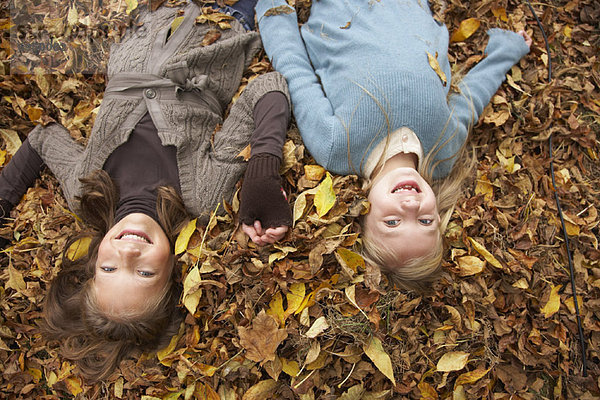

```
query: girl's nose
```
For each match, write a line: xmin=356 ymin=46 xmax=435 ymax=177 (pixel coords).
xmin=117 ymin=245 xmax=142 ymax=258
xmin=400 ymin=198 xmax=419 ymax=210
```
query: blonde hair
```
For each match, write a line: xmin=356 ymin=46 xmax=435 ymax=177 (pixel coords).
xmin=360 ymin=82 xmax=477 ymax=292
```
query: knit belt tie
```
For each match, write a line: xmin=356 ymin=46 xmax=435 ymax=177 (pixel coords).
xmin=104 ymin=72 xmax=222 ymax=116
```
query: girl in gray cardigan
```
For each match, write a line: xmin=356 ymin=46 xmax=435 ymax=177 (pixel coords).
xmin=0 ymin=0 xmax=291 ymax=381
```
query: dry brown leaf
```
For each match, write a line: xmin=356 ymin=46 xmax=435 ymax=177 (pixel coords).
xmin=238 ymin=310 xmax=288 ymax=363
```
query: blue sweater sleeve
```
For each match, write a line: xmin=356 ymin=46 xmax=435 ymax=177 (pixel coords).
xmin=449 ymin=28 xmax=530 ymax=137
xmin=256 ymin=0 xmax=339 ymax=168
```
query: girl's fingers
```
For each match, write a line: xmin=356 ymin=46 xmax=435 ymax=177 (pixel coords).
xmin=253 ymin=220 xmax=264 ymax=235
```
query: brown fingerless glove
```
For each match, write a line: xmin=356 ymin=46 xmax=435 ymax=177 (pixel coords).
xmin=239 ymin=154 xmax=292 ymax=228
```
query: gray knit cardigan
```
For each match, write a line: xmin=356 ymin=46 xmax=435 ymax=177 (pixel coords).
xmin=27 ymin=2 xmax=290 ymax=219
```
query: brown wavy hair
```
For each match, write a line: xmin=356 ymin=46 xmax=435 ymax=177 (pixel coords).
xmin=42 ymin=170 xmax=189 ymax=381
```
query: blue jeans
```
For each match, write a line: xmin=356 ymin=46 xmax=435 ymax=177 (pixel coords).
xmin=214 ymin=0 xmax=259 ymax=31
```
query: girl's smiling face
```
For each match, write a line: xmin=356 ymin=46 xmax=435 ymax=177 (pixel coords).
xmin=364 ymin=167 xmax=440 ymax=266
xmin=93 ymin=213 xmax=173 ymax=315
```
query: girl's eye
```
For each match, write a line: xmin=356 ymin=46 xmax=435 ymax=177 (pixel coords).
xmin=101 ymin=266 xmax=116 ymax=272
xmin=138 ymin=271 xmax=155 ymax=277
xmin=419 ymin=219 xmax=434 ymax=226
xmin=384 ymin=220 xmax=400 ymax=227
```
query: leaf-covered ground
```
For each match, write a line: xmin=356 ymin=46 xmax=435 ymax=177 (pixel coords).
xmin=1 ymin=0 xmax=599 ymax=398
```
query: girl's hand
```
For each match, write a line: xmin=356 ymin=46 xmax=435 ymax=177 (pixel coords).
xmin=242 ymin=221 xmax=288 ymax=246
xmin=517 ymin=30 xmax=532 ymax=48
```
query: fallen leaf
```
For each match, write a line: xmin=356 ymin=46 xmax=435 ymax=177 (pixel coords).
xmin=125 ymin=0 xmax=138 ymax=14
xmin=427 ymin=52 xmax=447 ymax=86
xmin=455 ymin=367 xmax=490 ymax=385
xmin=242 ymin=379 xmax=277 ymax=400
xmin=336 ymin=248 xmax=365 ymax=273
xmin=363 ymin=336 xmax=396 ymax=385
xmin=304 ymin=316 xmax=329 ymax=338
xmin=456 ymin=255 xmax=485 ymax=276
xmin=238 ymin=311 xmax=288 ymax=363
xmin=418 ymin=381 xmax=438 ymax=399
xmin=284 ymin=282 xmax=305 ymax=318
xmin=7 ymin=264 xmax=26 ymax=292
xmin=182 ymin=265 xmax=202 ymax=315
xmin=437 ymin=351 xmax=469 ymax=372
xmin=468 ymin=237 xmax=503 ymax=269
xmin=237 ymin=144 xmax=251 ymax=161
xmin=175 ymin=218 xmax=197 ymax=255
xmin=304 ymin=164 xmax=326 ymax=181
xmin=65 ymin=237 xmax=91 ymax=261
xmin=541 ymin=284 xmax=561 ymax=318
xmin=450 ymin=18 xmax=480 ymax=42
xmin=0 ymin=129 xmax=22 ymax=155
xmin=263 ymin=5 xmax=294 ymax=17
xmin=314 ymin=172 xmax=336 ymax=217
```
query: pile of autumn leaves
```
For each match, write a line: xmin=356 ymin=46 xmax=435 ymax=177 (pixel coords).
xmin=1 ymin=0 xmax=599 ymax=398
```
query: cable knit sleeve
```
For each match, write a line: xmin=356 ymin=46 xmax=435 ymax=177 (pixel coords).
xmin=26 ymin=123 xmax=85 ymax=209
xmin=189 ymin=72 xmax=290 ymax=222
xmin=212 ymin=72 xmax=291 ymax=160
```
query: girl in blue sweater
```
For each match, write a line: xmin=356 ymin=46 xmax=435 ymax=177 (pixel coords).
xmin=255 ymin=0 xmax=531 ymax=290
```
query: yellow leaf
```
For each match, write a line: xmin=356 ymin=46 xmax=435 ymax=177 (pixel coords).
xmin=125 ymin=0 xmax=138 ymax=14
xmin=114 ymin=376 xmax=124 ymax=398
xmin=563 ymin=219 xmax=580 ymax=236
xmin=0 ymin=149 xmax=5 ymax=167
xmin=66 ymin=237 xmax=91 ymax=261
xmin=455 ymin=367 xmax=490 ymax=385
xmin=170 ymin=15 xmax=185 ymax=38
xmin=267 ymin=292 xmax=285 ymax=327
xmin=65 ymin=376 xmax=83 ymax=397
xmin=564 ymin=295 xmax=583 ymax=315
xmin=436 ymin=351 xmax=469 ymax=372
xmin=418 ymin=381 xmax=438 ymax=400
xmin=335 ymin=248 xmax=365 ymax=273
xmin=450 ymin=18 xmax=481 ymax=42
xmin=27 ymin=367 xmax=42 ymax=382
xmin=182 ymin=265 xmax=202 ymax=315
xmin=512 ymin=278 xmax=529 ymax=289
xmin=237 ymin=144 xmax=251 ymax=161
xmin=243 ymin=379 xmax=278 ymax=400
xmin=175 ymin=218 xmax=197 ymax=255
xmin=541 ymin=284 xmax=561 ymax=318
xmin=196 ymin=363 xmax=218 ymax=377
xmin=314 ymin=172 xmax=336 ymax=217
xmin=564 ymin=25 xmax=572 ymax=38
xmin=475 ymin=174 xmax=494 ymax=201
xmin=304 ymin=165 xmax=326 ymax=181
xmin=284 ymin=282 xmax=305 ymax=318
xmin=281 ymin=358 xmax=300 ymax=377
xmin=0 ymin=129 xmax=22 ymax=156
xmin=363 ymin=336 xmax=395 ymax=385
xmin=157 ymin=332 xmax=179 ymax=364
xmin=67 ymin=5 xmax=79 ymax=26
xmin=293 ymin=191 xmax=308 ymax=225
xmin=426 ymin=52 xmax=447 ymax=86
xmin=7 ymin=264 xmax=26 ymax=292
xmin=27 ymin=106 xmax=43 ymax=122
xmin=492 ymin=7 xmax=508 ymax=22
xmin=456 ymin=255 xmax=485 ymax=276
xmin=304 ymin=316 xmax=329 ymax=338
xmin=468 ymin=237 xmax=503 ymax=270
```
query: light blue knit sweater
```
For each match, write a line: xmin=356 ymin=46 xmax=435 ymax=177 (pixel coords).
xmin=256 ymin=0 xmax=530 ymax=178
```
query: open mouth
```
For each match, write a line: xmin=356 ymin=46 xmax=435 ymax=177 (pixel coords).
xmin=392 ymin=180 xmax=421 ymax=194
xmin=116 ymin=230 xmax=153 ymax=244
